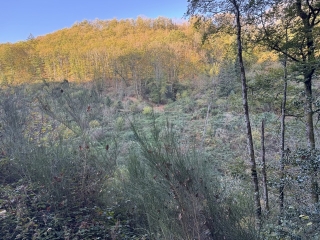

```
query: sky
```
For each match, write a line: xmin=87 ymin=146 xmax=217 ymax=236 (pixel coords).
xmin=1 ymin=0 xmax=189 ymax=44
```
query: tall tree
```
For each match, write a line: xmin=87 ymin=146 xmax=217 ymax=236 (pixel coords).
xmin=256 ymin=0 xmax=320 ymax=203
xmin=279 ymin=19 xmax=290 ymax=224
xmin=187 ymin=0 xmax=262 ymax=222
xmin=279 ymin=43 xmax=288 ymax=225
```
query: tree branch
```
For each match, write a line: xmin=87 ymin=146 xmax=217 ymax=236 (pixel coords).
xmin=285 ymin=114 xmax=304 ymax=118
xmin=296 ymin=0 xmax=308 ymax=20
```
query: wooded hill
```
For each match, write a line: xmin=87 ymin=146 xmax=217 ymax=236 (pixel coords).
xmin=0 ymin=17 xmax=275 ymax=90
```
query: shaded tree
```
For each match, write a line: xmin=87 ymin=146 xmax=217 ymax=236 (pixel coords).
xmin=256 ymin=0 xmax=320 ymax=203
xmin=187 ymin=0 xmax=262 ymax=223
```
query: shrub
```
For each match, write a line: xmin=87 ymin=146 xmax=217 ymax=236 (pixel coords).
xmin=142 ymin=106 xmax=153 ymax=115
xmin=122 ymin=119 xmax=258 ymax=239
xmin=0 ymin=84 xmax=145 ymax=239
xmin=115 ymin=116 xmax=124 ymax=131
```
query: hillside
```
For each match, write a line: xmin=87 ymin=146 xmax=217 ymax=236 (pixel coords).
xmin=0 ymin=17 xmax=274 ymax=86
xmin=0 ymin=14 xmax=320 ymax=239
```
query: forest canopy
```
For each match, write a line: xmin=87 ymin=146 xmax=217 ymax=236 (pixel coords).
xmin=0 ymin=17 xmax=275 ymax=87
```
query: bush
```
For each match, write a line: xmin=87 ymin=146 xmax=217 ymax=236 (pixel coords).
xmin=115 ymin=116 xmax=124 ymax=131
xmin=0 ymin=180 xmax=128 ymax=240
xmin=142 ymin=106 xmax=153 ymax=115
xmin=122 ymin=119 xmax=258 ymax=239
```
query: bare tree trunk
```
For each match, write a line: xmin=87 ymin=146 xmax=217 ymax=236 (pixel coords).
xmin=279 ymin=52 xmax=288 ymax=224
xmin=234 ymin=4 xmax=261 ymax=222
xmin=305 ymin=78 xmax=318 ymax=203
xmin=261 ymin=119 xmax=269 ymax=212
xmin=304 ymin=79 xmax=316 ymax=150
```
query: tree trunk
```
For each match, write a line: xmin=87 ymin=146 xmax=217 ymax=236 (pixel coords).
xmin=279 ymin=52 xmax=288 ymax=224
xmin=235 ymin=4 xmax=262 ymax=222
xmin=296 ymin=0 xmax=318 ymax=203
xmin=261 ymin=119 xmax=269 ymax=212
xmin=304 ymin=78 xmax=318 ymax=203
xmin=304 ymin=79 xmax=315 ymax=150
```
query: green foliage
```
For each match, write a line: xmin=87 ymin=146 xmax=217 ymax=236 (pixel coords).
xmin=143 ymin=78 xmax=176 ymax=104
xmin=0 ymin=84 xmax=135 ymax=239
xmin=142 ymin=106 xmax=153 ymax=115
xmin=261 ymin=205 xmax=320 ymax=240
xmin=216 ymin=60 xmax=240 ymax=98
xmin=228 ymin=157 xmax=248 ymax=179
xmin=115 ymin=116 xmax=125 ymax=131
xmin=0 ymin=157 xmax=20 ymax=184
xmin=123 ymin=119 xmax=258 ymax=239
xmin=0 ymin=180 xmax=134 ymax=240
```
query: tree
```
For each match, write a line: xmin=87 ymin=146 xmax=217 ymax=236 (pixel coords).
xmin=261 ymin=119 xmax=269 ymax=212
xmin=187 ymin=0 xmax=262 ymax=222
xmin=256 ymin=0 xmax=320 ymax=203
xmin=279 ymin=35 xmax=288 ymax=225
